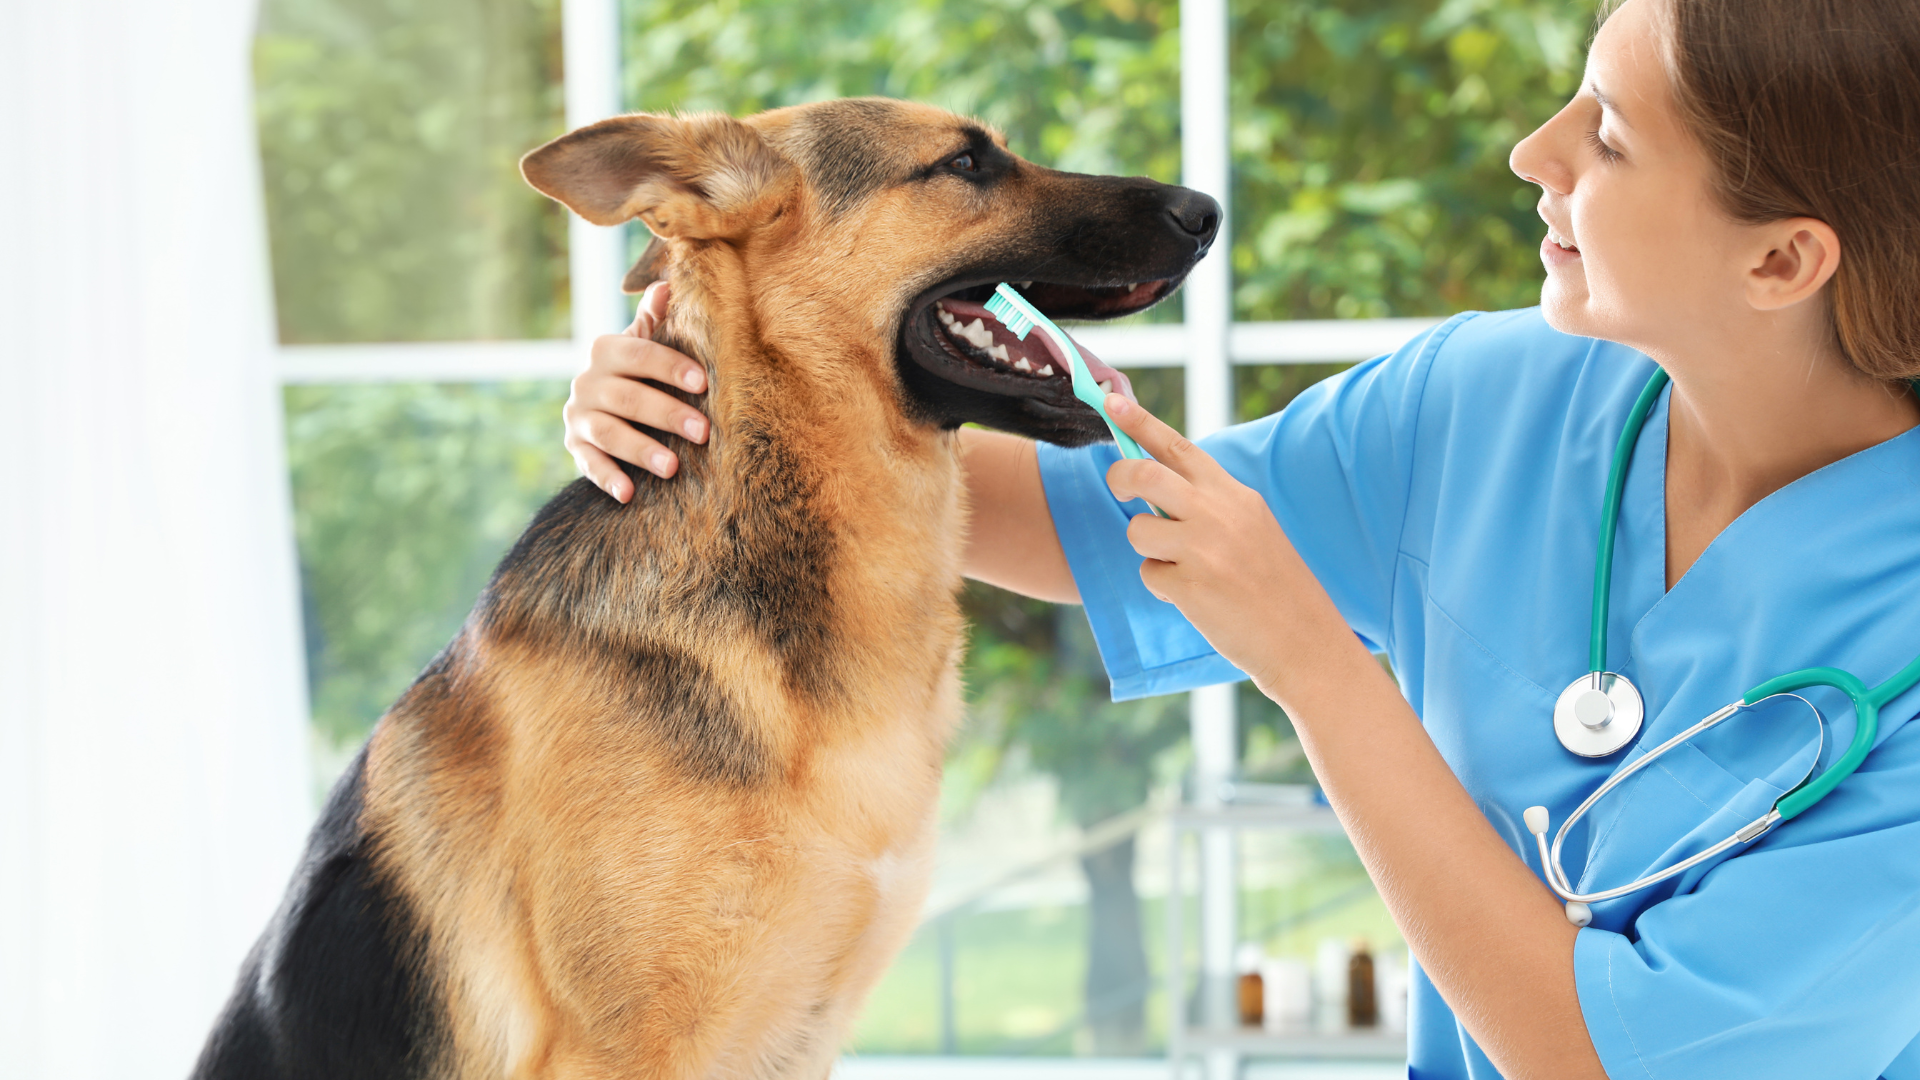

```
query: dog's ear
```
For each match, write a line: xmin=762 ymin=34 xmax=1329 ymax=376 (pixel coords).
xmin=520 ymin=113 xmax=789 ymax=240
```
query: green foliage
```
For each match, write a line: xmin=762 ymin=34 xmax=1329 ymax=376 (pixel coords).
xmin=255 ymin=0 xmax=571 ymax=343
xmin=959 ymin=585 xmax=1190 ymax=827
xmin=624 ymin=0 xmax=1183 ymax=184
xmin=285 ymin=382 xmax=575 ymax=742
xmin=1231 ymin=0 xmax=1592 ymax=319
xmin=622 ymin=0 xmax=1592 ymax=323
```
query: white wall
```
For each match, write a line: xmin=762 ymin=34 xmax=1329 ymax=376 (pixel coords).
xmin=0 ymin=1 xmax=313 ymax=1076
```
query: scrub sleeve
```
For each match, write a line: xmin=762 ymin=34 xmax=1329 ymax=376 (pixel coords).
xmin=1036 ymin=316 xmax=1443 ymax=699
xmin=1035 ymin=309 xmax=1920 ymax=1080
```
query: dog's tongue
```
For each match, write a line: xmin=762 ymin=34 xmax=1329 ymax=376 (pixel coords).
xmin=937 ymin=299 xmax=1137 ymax=402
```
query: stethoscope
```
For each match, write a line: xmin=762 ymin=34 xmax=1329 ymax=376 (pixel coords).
xmin=1524 ymin=368 xmax=1920 ymax=926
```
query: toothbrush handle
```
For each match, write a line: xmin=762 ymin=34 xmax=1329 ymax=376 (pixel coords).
xmin=1108 ymin=424 xmax=1171 ymax=518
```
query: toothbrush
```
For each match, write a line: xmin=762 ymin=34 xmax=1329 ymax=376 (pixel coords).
xmin=985 ymin=283 xmax=1168 ymax=517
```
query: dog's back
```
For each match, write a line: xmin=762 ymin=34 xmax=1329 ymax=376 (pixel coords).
xmin=194 ymin=97 xmax=1216 ymax=1079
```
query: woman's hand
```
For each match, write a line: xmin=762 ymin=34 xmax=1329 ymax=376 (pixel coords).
xmin=1098 ymin=393 xmax=1346 ymax=695
xmin=563 ymin=282 xmax=711 ymax=502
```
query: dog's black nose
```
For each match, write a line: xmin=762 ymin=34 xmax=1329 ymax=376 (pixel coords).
xmin=1167 ymin=190 xmax=1221 ymax=247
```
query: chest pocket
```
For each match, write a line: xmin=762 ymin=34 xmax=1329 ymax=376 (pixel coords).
xmin=1579 ymin=693 xmax=1825 ymax=926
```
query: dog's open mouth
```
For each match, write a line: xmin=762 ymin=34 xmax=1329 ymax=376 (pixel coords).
xmin=905 ymin=277 xmax=1178 ymax=407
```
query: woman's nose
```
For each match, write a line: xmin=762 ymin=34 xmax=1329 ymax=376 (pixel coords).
xmin=1510 ymin=112 xmax=1575 ymax=196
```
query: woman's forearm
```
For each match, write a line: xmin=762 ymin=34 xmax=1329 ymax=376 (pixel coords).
xmin=957 ymin=428 xmax=1080 ymax=603
xmin=1268 ymin=623 xmax=1604 ymax=1080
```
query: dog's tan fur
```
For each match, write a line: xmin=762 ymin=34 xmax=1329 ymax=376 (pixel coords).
xmin=372 ymin=102 xmax=1015 ymax=1078
xmin=195 ymin=96 xmax=1211 ymax=1080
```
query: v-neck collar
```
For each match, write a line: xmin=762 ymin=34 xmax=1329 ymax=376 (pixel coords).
xmin=1624 ymin=382 xmax=1920 ymax=699
xmin=1633 ymin=380 xmax=1920 ymax=625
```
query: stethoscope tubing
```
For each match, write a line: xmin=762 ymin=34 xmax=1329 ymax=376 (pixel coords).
xmin=1531 ymin=698 xmax=1806 ymax=906
xmin=1587 ymin=369 xmax=1670 ymax=676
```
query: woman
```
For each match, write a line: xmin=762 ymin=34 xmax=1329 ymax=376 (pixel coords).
xmin=562 ymin=0 xmax=1920 ymax=1075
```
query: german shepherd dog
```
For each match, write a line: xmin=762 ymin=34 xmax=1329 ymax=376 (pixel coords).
xmin=193 ymin=97 xmax=1217 ymax=1080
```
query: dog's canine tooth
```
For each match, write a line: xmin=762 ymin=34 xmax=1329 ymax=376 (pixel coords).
xmin=1099 ymin=379 xmax=1113 ymax=394
xmin=1014 ymin=358 xmax=1032 ymax=372
xmin=1015 ymin=280 xmax=1033 ymax=288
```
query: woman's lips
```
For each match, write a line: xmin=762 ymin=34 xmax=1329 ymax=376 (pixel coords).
xmin=1541 ymin=233 xmax=1582 ymax=269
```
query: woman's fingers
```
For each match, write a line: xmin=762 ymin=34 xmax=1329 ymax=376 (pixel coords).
xmin=572 ymin=441 xmax=635 ymax=504
xmin=583 ymin=367 xmax=708 ymax=443
xmin=566 ymin=281 xmax=711 ymax=498
xmin=567 ymin=408 xmax=682 ymax=491
xmin=1104 ymin=392 xmax=1226 ymax=484
xmin=590 ymin=333 xmax=707 ymax=394
xmin=633 ymin=280 xmax=670 ymax=333
xmin=1106 ymin=458 xmax=1195 ymax=518
xmin=1094 ymin=393 xmax=1199 ymax=517
xmin=1124 ymin=510 xmax=1184 ymax=564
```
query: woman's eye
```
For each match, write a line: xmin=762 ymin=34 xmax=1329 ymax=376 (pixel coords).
xmin=948 ymin=152 xmax=976 ymax=172
xmin=1585 ymin=128 xmax=1623 ymax=163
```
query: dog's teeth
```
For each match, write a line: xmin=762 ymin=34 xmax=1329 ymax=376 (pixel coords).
xmin=938 ymin=308 xmax=955 ymax=326
xmin=962 ymin=319 xmax=993 ymax=348
xmin=1014 ymin=357 xmax=1032 ymax=372
xmin=1099 ymin=379 xmax=1113 ymax=394
xmin=1015 ymin=280 xmax=1033 ymax=288
xmin=1121 ymin=283 xmax=1137 ymax=292
xmin=988 ymin=344 xmax=1010 ymax=363
xmin=1038 ymin=364 xmax=1053 ymax=377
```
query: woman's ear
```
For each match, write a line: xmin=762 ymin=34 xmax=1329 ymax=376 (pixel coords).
xmin=520 ymin=112 xmax=792 ymax=240
xmin=1746 ymin=217 xmax=1841 ymax=312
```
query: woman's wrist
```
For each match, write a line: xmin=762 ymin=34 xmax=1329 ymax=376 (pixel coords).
xmin=1244 ymin=598 xmax=1381 ymax=727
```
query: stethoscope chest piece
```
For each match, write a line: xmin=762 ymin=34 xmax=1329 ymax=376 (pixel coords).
xmin=1554 ymin=672 xmax=1644 ymax=757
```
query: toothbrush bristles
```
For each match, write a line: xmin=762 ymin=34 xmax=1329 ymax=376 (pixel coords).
xmin=985 ymin=287 xmax=1035 ymax=339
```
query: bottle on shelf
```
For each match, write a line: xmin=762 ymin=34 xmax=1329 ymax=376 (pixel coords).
xmin=1377 ymin=949 xmax=1410 ymax=1033
xmin=1313 ymin=938 xmax=1350 ymax=1032
xmin=1347 ymin=938 xmax=1378 ymax=1028
xmin=1235 ymin=942 xmax=1265 ymax=1027
xmin=1260 ymin=956 xmax=1312 ymax=1031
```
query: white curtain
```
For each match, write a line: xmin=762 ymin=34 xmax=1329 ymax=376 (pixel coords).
xmin=0 ymin=1 xmax=314 ymax=1077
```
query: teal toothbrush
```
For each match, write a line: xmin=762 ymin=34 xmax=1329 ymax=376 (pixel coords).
xmin=984 ymin=283 xmax=1168 ymax=517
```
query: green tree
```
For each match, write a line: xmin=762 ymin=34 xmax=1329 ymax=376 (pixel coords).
xmin=284 ymin=381 xmax=575 ymax=747
xmin=625 ymin=0 xmax=1184 ymax=187
xmin=255 ymin=0 xmax=570 ymax=343
xmin=1229 ymin=0 xmax=1591 ymax=320
xmin=959 ymin=586 xmax=1189 ymax=1052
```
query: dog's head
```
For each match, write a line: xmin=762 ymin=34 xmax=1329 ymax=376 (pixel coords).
xmin=522 ymin=98 xmax=1218 ymax=446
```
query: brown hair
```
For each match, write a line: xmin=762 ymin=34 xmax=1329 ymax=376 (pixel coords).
xmin=1613 ymin=0 xmax=1920 ymax=380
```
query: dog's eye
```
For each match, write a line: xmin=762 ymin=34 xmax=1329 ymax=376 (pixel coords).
xmin=947 ymin=152 xmax=977 ymax=172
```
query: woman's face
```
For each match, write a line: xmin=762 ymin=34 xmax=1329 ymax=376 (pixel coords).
xmin=1509 ymin=0 xmax=1748 ymax=354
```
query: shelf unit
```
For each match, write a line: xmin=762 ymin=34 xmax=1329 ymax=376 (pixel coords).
xmin=1164 ymin=801 xmax=1407 ymax=1075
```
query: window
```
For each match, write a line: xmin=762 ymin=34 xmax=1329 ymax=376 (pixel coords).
xmin=258 ymin=0 xmax=1588 ymax=1066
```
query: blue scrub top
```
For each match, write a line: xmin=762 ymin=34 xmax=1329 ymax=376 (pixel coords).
xmin=1036 ymin=308 xmax=1920 ymax=1080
